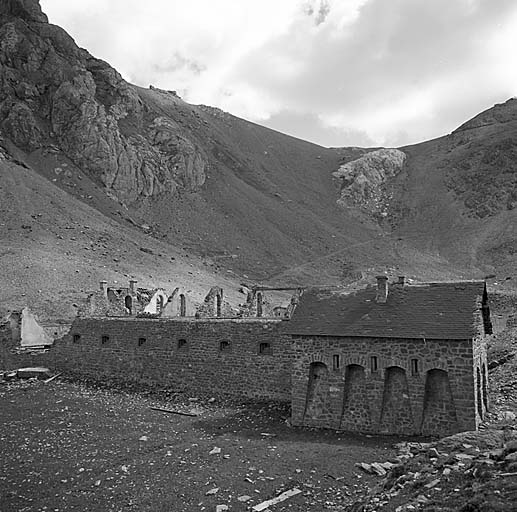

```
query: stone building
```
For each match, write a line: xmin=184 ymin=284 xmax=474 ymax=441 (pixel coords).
xmin=239 ymin=287 xmax=303 ymax=318
xmin=285 ymin=277 xmax=492 ymax=435
xmin=83 ymin=280 xmax=168 ymax=317
xmin=0 ymin=277 xmax=492 ymax=437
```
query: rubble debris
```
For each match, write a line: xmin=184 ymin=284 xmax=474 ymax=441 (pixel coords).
xmin=44 ymin=372 xmax=62 ymax=384
xmin=209 ymin=447 xmax=221 ymax=455
xmin=349 ymin=430 xmax=517 ymax=511
xmin=251 ymin=488 xmax=302 ymax=511
xmin=16 ymin=367 xmax=51 ymax=379
xmin=150 ymin=406 xmax=198 ymax=417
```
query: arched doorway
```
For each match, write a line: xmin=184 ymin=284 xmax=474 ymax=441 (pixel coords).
xmin=216 ymin=294 xmax=222 ymax=317
xmin=180 ymin=294 xmax=186 ymax=316
xmin=124 ymin=295 xmax=132 ymax=315
xmin=421 ymin=369 xmax=458 ymax=435
xmin=379 ymin=366 xmax=414 ymax=434
xmin=340 ymin=364 xmax=372 ymax=431
xmin=303 ymin=362 xmax=330 ymax=424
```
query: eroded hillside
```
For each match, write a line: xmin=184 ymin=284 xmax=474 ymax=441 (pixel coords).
xmin=0 ymin=0 xmax=516 ymax=319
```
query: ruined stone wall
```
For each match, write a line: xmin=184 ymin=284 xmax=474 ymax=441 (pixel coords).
xmin=0 ymin=318 xmax=292 ymax=400
xmin=291 ymin=336 xmax=481 ymax=436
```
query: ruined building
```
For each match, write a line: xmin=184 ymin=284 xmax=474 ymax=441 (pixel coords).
xmin=0 ymin=277 xmax=492 ymax=436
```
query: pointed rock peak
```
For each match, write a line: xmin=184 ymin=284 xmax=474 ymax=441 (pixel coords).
xmin=0 ymin=0 xmax=48 ymax=24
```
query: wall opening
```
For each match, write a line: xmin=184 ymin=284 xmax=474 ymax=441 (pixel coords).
xmin=219 ymin=340 xmax=230 ymax=352
xmin=179 ymin=294 xmax=186 ymax=317
xmin=410 ymin=358 xmax=419 ymax=376
xmin=125 ymin=295 xmax=133 ymax=315
xmin=482 ymin=363 xmax=488 ymax=412
xmin=332 ymin=354 xmax=340 ymax=370
xmin=177 ymin=338 xmax=187 ymax=350
xmin=420 ymin=369 xmax=458 ymax=435
xmin=73 ymin=334 xmax=81 ymax=343
xmin=379 ymin=366 xmax=414 ymax=434
xmin=476 ymin=366 xmax=483 ymax=418
xmin=101 ymin=335 xmax=109 ymax=344
xmin=303 ymin=362 xmax=330 ymax=424
xmin=370 ymin=356 xmax=378 ymax=373
xmin=259 ymin=342 xmax=272 ymax=355
xmin=216 ymin=294 xmax=222 ymax=317
xmin=256 ymin=292 xmax=263 ymax=317
xmin=138 ymin=337 xmax=146 ymax=346
xmin=340 ymin=364 xmax=372 ymax=431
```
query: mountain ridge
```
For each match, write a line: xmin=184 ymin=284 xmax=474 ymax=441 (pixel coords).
xmin=0 ymin=0 xmax=516 ymax=319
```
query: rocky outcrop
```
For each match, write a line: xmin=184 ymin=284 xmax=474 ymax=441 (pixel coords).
xmin=0 ymin=0 xmax=207 ymax=203
xmin=332 ymin=148 xmax=406 ymax=217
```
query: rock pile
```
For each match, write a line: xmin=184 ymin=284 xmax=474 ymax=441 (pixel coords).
xmin=350 ymin=430 xmax=517 ymax=512
xmin=332 ymin=149 xmax=406 ymax=219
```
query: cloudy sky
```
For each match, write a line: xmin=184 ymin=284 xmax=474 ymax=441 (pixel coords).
xmin=40 ymin=0 xmax=517 ymax=147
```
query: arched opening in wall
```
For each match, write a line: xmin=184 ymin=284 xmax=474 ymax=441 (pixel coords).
xmin=216 ymin=294 xmax=222 ymax=317
xmin=177 ymin=338 xmax=187 ymax=350
xmin=125 ymin=295 xmax=132 ymax=315
xmin=156 ymin=295 xmax=164 ymax=313
xmin=219 ymin=340 xmax=230 ymax=352
xmin=303 ymin=362 xmax=330 ymax=424
xmin=476 ymin=367 xmax=483 ymax=418
xmin=256 ymin=292 xmax=263 ymax=317
xmin=340 ymin=364 xmax=372 ymax=431
xmin=379 ymin=366 xmax=414 ymax=435
xmin=421 ymin=369 xmax=458 ymax=435
xmin=179 ymin=294 xmax=186 ymax=317
xmin=482 ymin=364 xmax=488 ymax=411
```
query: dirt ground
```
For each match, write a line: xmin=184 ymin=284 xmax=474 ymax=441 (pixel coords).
xmin=0 ymin=379 xmax=405 ymax=512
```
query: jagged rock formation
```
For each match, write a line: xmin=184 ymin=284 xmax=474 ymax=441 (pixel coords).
xmin=0 ymin=0 xmax=207 ymax=203
xmin=332 ymin=148 xmax=406 ymax=217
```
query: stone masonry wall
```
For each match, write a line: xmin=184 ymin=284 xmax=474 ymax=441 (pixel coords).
xmin=291 ymin=336 xmax=480 ymax=436
xmin=0 ymin=318 xmax=293 ymax=400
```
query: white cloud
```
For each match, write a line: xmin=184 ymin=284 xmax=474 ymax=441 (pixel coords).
xmin=40 ymin=0 xmax=517 ymax=147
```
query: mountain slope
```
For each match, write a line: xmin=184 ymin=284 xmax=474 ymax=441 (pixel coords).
xmin=0 ymin=0 xmax=515 ymax=320
xmin=388 ymin=99 xmax=517 ymax=282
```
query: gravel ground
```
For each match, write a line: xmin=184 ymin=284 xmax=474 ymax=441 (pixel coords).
xmin=0 ymin=379 xmax=403 ymax=512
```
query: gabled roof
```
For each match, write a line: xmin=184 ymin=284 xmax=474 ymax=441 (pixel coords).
xmin=284 ymin=281 xmax=488 ymax=340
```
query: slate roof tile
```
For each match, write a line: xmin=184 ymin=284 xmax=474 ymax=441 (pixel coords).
xmin=284 ymin=281 xmax=488 ymax=339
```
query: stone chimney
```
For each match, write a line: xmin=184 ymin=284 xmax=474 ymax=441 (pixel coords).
xmin=129 ymin=279 xmax=137 ymax=294
xmin=99 ymin=280 xmax=108 ymax=297
xmin=375 ymin=276 xmax=388 ymax=303
xmin=397 ymin=276 xmax=406 ymax=286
